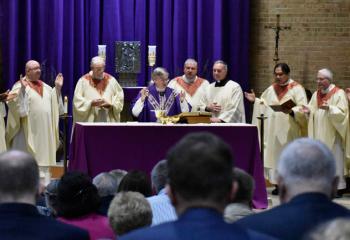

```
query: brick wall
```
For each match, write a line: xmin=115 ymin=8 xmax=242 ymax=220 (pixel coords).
xmin=250 ymin=0 xmax=350 ymax=95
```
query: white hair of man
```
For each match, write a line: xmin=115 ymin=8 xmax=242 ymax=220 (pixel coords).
xmin=214 ymin=60 xmax=228 ymax=71
xmin=93 ymin=172 xmax=118 ymax=197
xmin=90 ymin=56 xmax=106 ymax=67
xmin=277 ymin=138 xmax=336 ymax=197
xmin=184 ymin=58 xmax=198 ymax=67
xmin=318 ymin=68 xmax=333 ymax=82
xmin=108 ymin=191 xmax=152 ymax=236
xmin=151 ymin=159 xmax=168 ymax=194
xmin=152 ymin=67 xmax=169 ymax=80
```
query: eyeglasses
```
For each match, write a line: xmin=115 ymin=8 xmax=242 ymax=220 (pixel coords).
xmin=316 ymin=77 xmax=328 ymax=82
xmin=274 ymin=72 xmax=285 ymax=77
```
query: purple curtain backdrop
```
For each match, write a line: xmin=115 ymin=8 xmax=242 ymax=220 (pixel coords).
xmin=0 ymin=0 xmax=250 ymax=101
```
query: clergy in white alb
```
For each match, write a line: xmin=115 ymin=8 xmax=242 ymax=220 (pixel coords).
xmin=73 ymin=56 xmax=124 ymax=124
xmin=6 ymin=60 xmax=64 ymax=171
xmin=168 ymin=59 xmax=209 ymax=112
xmin=245 ymin=63 xmax=308 ymax=185
xmin=302 ymin=69 xmax=350 ymax=190
xmin=199 ymin=60 xmax=245 ymax=123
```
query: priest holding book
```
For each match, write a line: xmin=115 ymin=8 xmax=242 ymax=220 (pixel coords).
xmin=245 ymin=63 xmax=307 ymax=195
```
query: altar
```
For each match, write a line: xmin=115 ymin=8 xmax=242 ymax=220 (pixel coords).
xmin=69 ymin=122 xmax=268 ymax=208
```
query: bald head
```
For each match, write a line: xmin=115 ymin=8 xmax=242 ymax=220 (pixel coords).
xmin=25 ymin=60 xmax=41 ymax=81
xmin=0 ymin=150 xmax=39 ymax=203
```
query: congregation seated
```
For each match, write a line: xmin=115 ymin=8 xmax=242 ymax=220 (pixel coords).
xmin=117 ymin=170 xmax=152 ymax=197
xmin=56 ymin=171 xmax=115 ymax=240
xmin=147 ymin=159 xmax=177 ymax=226
xmin=93 ymin=172 xmax=119 ymax=216
xmin=37 ymin=179 xmax=60 ymax=217
xmin=224 ymin=168 xmax=255 ymax=223
xmin=120 ymin=132 xmax=274 ymax=240
xmin=236 ymin=138 xmax=350 ymax=240
xmin=0 ymin=150 xmax=89 ymax=240
xmin=108 ymin=191 xmax=152 ymax=236
xmin=109 ymin=169 xmax=128 ymax=187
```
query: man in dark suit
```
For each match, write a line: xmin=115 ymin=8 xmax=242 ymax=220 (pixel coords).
xmin=0 ymin=150 xmax=89 ymax=240
xmin=121 ymin=132 xmax=274 ymax=240
xmin=237 ymin=138 xmax=350 ymax=240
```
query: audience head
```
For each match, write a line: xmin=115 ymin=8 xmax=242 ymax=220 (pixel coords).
xmin=166 ymin=132 xmax=234 ymax=214
xmin=56 ymin=171 xmax=101 ymax=218
xmin=274 ymin=62 xmax=290 ymax=85
xmin=151 ymin=67 xmax=169 ymax=90
xmin=317 ymin=68 xmax=333 ymax=91
xmin=25 ymin=60 xmax=41 ymax=81
xmin=117 ymin=170 xmax=152 ymax=197
xmin=44 ymin=179 xmax=60 ymax=216
xmin=307 ymin=218 xmax=350 ymax=240
xmin=109 ymin=169 xmax=128 ymax=189
xmin=0 ymin=150 xmax=39 ymax=204
xmin=212 ymin=60 xmax=228 ymax=81
xmin=108 ymin=191 xmax=152 ymax=236
xmin=277 ymin=138 xmax=337 ymax=203
xmin=183 ymin=59 xmax=198 ymax=81
xmin=90 ymin=56 xmax=106 ymax=80
xmin=150 ymin=159 xmax=168 ymax=194
xmin=231 ymin=168 xmax=255 ymax=207
xmin=93 ymin=172 xmax=118 ymax=197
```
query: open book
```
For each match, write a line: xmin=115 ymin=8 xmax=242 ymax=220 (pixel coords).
xmin=269 ymin=99 xmax=296 ymax=112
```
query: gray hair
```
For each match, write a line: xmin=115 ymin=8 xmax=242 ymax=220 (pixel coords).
xmin=0 ymin=150 xmax=39 ymax=202
xmin=318 ymin=68 xmax=333 ymax=82
xmin=151 ymin=159 xmax=168 ymax=193
xmin=151 ymin=67 xmax=169 ymax=80
xmin=109 ymin=169 xmax=128 ymax=190
xmin=213 ymin=60 xmax=228 ymax=71
xmin=184 ymin=59 xmax=198 ymax=67
xmin=90 ymin=56 xmax=106 ymax=67
xmin=277 ymin=138 xmax=336 ymax=195
xmin=308 ymin=218 xmax=350 ymax=240
xmin=108 ymin=191 xmax=152 ymax=236
xmin=93 ymin=172 xmax=118 ymax=197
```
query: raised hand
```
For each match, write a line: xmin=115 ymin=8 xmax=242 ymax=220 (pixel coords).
xmin=0 ymin=90 xmax=9 ymax=102
xmin=140 ymin=87 xmax=149 ymax=101
xmin=55 ymin=73 xmax=64 ymax=92
xmin=19 ymin=74 xmax=28 ymax=90
xmin=179 ymin=91 xmax=186 ymax=103
xmin=244 ymin=89 xmax=256 ymax=103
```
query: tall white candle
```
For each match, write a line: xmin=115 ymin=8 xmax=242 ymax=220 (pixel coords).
xmin=64 ymin=96 xmax=68 ymax=114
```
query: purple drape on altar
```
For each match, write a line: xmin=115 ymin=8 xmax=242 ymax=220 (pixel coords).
xmin=69 ymin=123 xmax=268 ymax=209
xmin=0 ymin=0 xmax=250 ymax=104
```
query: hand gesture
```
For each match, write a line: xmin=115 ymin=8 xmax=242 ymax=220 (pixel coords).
xmin=345 ymin=88 xmax=350 ymax=102
xmin=140 ymin=87 xmax=149 ymax=101
xmin=19 ymin=74 xmax=28 ymax=90
xmin=91 ymin=98 xmax=103 ymax=107
xmin=100 ymin=98 xmax=112 ymax=108
xmin=319 ymin=100 xmax=329 ymax=110
xmin=300 ymin=105 xmax=310 ymax=115
xmin=244 ymin=89 xmax=256 ymax=103
xmin=210 ymin=117 xmax=222 ymax=123
xmin=0 ymin=90 xmax=9 ymax=102
xmin=207 ymin=102 xmax=222 ymax=113
xmin=179 ymin=91 xmax=185 ymax=103
xmin=55 ymin=73 xmax=64 ymax=92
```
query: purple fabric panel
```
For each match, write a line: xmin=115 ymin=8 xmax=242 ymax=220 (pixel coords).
xmin=69 ymin=123 xmax=268 ymax=209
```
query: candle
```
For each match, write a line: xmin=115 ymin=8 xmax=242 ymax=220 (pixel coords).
xmin=64 ymin=96 xmax=68 ymax=114
xmin=148 ymin=45 xmax=156 ymax=67
xmin=98 ymin=45 xmax=107 ymax=61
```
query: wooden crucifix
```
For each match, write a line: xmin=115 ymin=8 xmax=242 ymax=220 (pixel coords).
xmin=265 ymin=14 xmax=291 ymax=64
